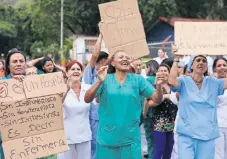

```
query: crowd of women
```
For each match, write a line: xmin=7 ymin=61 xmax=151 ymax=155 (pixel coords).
xmin=0 ymin=30 xmax=227 ymax=159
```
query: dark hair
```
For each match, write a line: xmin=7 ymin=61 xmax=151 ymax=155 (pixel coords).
xmin=97 ymin=51 xmax=109 ymax=64
xmin=183 ymin=64 xmax=188 ymax=74
xmin=65 ymin=60 xmax=83 ymax=72
xmin=159 ymin=63 xmax=170 ymax=73
xmin=146 ymin=60 xmax=159 ymax=76
xmin=5 ymin=48 xmax=26 ymax=76
xmin=161 ymin=58 xmax=173 ymax=68
xmin=212 ymin=57 xmax=227 ymax=72
xmin=191 ymin=55 xmax=207 ymax=67
xmin=191 ymin=55 xmax=208 ymax=76
xmin=107 ymin=51 xmax=120 ymax=74
xmin=107 ymin=64 xmax=115 ymax=74
xmin=35 ymin=56 xmax=57 ymax=73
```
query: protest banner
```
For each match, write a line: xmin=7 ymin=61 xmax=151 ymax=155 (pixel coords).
xmin=0 ymin=79 xmax=25 ymax=102
xmin=175 ymin=22 xmax=227 ymax=55
xmin=0 ymin=72 xmax=69 ymax=159
xmin=0 ymin=72 xmax=67 ymax=102
xmin=0 ymin=95 xmax=69 ymax=159
xmin=23 ymin=72 xmax=67 ymax=99
xmin=99 ymin=0 xmax=149 ymax=59
xmin=3 ymin=130 xmax=68 ymax=159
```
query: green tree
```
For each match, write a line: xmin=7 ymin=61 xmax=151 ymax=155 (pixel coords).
xmin=139 ymin=0 xmax=178 ymax=31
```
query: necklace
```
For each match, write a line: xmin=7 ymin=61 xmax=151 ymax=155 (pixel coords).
xmin=191 ymin=76 xmax=204 ymax=85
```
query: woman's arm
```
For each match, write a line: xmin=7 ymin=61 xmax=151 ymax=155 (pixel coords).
xmin=90 ymin=33 xmax=103 ymax=69
xmin=168 ymin=45 xmax=181 ymax=88
xmin=54 ymin=63 xmax=66 ymax=74
xmin=143 ymin=99 xmax=158 ymax=118
xmin=84 ymin=80 xmax=103 ymax=103
xmin=84 ymin=66 xmax=108 ymax=103
xmin=150 ymin=84 xmax=163 ymax=104
xmin=27 ymin=57 xmax=43 ymax=67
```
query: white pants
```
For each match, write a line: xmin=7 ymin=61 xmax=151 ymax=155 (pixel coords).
xmin=140 ymin=124 xmax=148 ymax=154
xmin=171 ymin=133 xmax=178 ymax=159
xmin=57 ymin=141 xmax=91 ymax=159
xmin=215 ymin=127 xmax=227 ymax=159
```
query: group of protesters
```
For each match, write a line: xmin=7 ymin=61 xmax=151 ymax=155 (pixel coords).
xmin=0 ymin=27 xmax=227 ymax=159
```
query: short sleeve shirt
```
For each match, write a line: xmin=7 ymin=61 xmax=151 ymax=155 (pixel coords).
xmin=82 ymin=64 xmax=99 ymax=120
xmin=96 ymin=73 xmax=155 ymax=146
xmin=173 ymin=76 xmax=224 ymax=140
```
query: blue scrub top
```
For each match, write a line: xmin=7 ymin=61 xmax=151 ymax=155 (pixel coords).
xmin=96 ymin=73 xmax=155 ymax=146
xmin=173 ymin=76 xmax=224 ymax=140
xmin=82 ymin=64 xmax=99 ymax=121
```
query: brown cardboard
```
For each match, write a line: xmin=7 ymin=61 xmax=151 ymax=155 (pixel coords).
xmin=23 ymin=72 xmax=67 ymax=99
xmin=0 ymin=79 xmax=25 ymax=102
xmin=99 ymin=0 xmax=149 ymax=59
xmin=0 ymin=95 xmax=63 ymax=142
xmin=3 ymin=130 xmax=69 ymax=159
xmin=175 ymin=22 xmax=227 ymax=55
xmin=0 ymin=95 xmax=69 ymax=159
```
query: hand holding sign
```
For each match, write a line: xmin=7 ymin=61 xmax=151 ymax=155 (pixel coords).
xmin=0 ymin=83 xmax=9 ymax=98
xmin=12 ymin=75 xmax=25 ymax=82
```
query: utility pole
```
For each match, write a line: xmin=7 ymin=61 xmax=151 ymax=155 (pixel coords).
xmin=60 ymin=0 xmax=65 ymax=65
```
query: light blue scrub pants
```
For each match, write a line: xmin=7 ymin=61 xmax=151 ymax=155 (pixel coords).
xmin=178 ymin=134 xmax=215 ymax=159
xmin=90 ymin=119 xmax=99 ymax=159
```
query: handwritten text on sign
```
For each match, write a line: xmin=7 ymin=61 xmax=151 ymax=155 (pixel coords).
xmin=99 ymin=0 xmax=149 ymax=58
xmin=175 ymin=22 xmax=227 ymax=55
xmin=0 ymin=79 xmax=25 ymax=102
xmin=23 ymin=72 xmax=67 ymax=98
xmin=0 ymin=95 xmax=69 ymax=159
xmin=0 ymin=95 xmax=63 ymax=142
xmin=3 ymin=130 xmax=69 ymax=159
xmin=0 ymin=72 xmax=67 ymax=102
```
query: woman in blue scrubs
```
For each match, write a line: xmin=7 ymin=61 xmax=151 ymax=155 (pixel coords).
xmin=168 ymin=46 xmax=227 ymax=159
xmin=84 ymin=50 xmax=165 ymax=159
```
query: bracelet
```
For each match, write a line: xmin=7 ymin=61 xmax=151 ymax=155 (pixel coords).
xmin=174 ymin=60 xmax=180 ymax=62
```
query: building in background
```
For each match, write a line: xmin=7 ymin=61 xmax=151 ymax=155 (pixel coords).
xmin=72 ymin=34 xmax=108 ymax=64
xmin=72 ymin=17 xmax=221 ymax=64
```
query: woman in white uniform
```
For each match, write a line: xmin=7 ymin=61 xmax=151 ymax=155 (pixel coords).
xmin=57 ymin=60 xmax=91 ymax=159
xmin=213 ymin=57 xmax=227 ymax=159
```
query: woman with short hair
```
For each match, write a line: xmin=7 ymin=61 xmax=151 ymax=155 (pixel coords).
xmin=57 ymin=60 xmax=92 ymax=159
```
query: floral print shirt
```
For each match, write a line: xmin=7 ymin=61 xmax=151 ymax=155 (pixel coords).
xmin=152 ymin=86 xmax=178 ymax=132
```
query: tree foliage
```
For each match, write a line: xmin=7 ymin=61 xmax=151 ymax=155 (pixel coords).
xmin=0 ymin=0 xmax=227 ymax=58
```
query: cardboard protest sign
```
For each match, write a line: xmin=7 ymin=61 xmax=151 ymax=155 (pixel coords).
xmin=175 ymin=22 xmax=227 ymax=55
xmin=0 ymin=95 xmax=63 ymax=141
xmin=23 ymin=72 xmax=67 ymax=99
xmin=0 ymin=95 xmax=69 ymax=159
xmin=0 ymin=72 xmax=67 ymax=102
xmin=3 ymin=130 xmax=68 ymax=159
xmin=99 ymin=0 xmax=149 ymax=59
xmin=0 ymin=79 xmax=25 ymax=102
